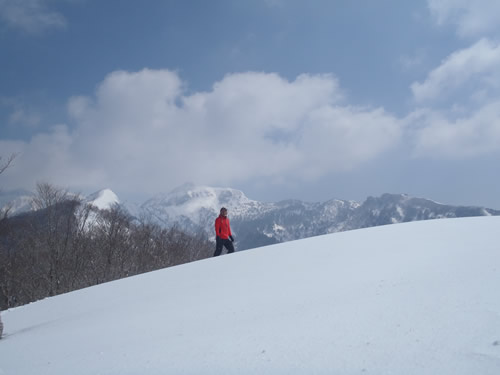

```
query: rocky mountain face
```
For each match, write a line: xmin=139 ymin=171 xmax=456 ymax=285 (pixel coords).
xmin=3 ymin=185 xmax=499 ymax=250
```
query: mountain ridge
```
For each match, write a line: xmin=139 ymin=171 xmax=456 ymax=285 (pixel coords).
xmin=138 ymin=186 xmax=500 ymax=249
xmin=2 ymin=185 xmax=499 ymax=250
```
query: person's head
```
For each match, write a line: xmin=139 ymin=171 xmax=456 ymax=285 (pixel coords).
xmin=220 ymin=207 xmax=228 ymax=217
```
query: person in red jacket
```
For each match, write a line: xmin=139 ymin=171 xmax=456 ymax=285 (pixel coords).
xmin=214 ymin=207 xmax=235 ymax=256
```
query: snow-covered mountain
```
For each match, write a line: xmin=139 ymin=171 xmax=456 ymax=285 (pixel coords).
xmin=137 ymin=184 xmax=500 ymax=250
xmin=3 ymin=184 xmax=499 ymax=250
xmin=139 ymin=183 xmax=275 ymax=234
xmin=0 ymin=188 xmax=119 ymax=217
xmin=2 ymin=216 xmax=500 ymax=374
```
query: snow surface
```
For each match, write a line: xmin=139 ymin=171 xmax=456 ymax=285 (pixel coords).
xmin=1 ymin=217 xmax=500 ymax=374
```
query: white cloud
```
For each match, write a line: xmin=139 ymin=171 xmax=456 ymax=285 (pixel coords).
xmin=408 ymin=101 xmax=500 ymax=158
xmin=1 ymin=69 xmax=401 ymax=194
xmin=428 ymin=0 xmax=500 ymax=37
xmin=0 ymin=124 xmax=77 ymax=189
xmin=408 ymin=38 xmax=500 ymax=158
xmin=8 ymin=108 xmax=41 ymax=128
xmin=298 ymin=106 xmax=401 ymax=177
xmin=0 ymin=0 xmax=67 ymax=34
xmin=404 ymin=3 xmax=500 ymax=160
xmin=411 ymin=39 xmax=500 ymax=103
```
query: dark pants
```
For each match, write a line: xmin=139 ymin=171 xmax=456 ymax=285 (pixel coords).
xmin=214 ymin=237 xmax=235 ymax=256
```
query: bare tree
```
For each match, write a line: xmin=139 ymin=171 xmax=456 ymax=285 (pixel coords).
xmin=31 ymin=182 xmax=71 ymax=211
xmin=0 ymin=153 xmax=16 ymax=176
xmin=0 ymin=154 xmax=17 ymax=336
xmin=30 ymin=183 xmax=82 ymax=296
xmin=0 ymin=154 xmax=17 ymax=220
xmin=66 ymin=203 xmax=94 ymax=290
xmin=130 ymin=219 xmax=159 ymax=274
xmin=93 ymin=204 xmax=132 ymax=282
xmin=0 ymin=218 xmax=17 ymax=308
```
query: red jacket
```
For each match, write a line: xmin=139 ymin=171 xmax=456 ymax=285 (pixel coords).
xmin=215 ymin=215 xmax=232 ymax=239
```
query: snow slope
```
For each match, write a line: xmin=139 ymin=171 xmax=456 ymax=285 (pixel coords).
xmin=1 ymin=217 xmax=500 ymax=374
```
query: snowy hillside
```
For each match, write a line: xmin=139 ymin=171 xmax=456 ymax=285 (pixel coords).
xmin=2 ymin=216 xmax=500 ymax=374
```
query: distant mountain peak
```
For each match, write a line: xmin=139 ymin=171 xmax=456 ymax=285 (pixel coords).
xmin=85 ymin=189 xmax=120 ymax=210
xmin=141 ymin=184 xmax=261 ymax=232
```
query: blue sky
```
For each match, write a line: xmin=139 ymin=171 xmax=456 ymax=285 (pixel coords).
xmin=1 ymin=0 xmax=500 ymax=208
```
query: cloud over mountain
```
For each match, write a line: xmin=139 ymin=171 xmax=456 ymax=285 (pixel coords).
xmin=1 ymin=69 xmax=402 ymax=194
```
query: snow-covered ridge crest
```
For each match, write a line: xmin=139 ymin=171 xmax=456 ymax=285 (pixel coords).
xmin=1 ymin=188 xmax=120 ymax=215
xmin=84 ymin=188 xmax=120 ymax=210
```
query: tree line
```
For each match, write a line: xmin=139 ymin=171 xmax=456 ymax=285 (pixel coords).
xmin=0 ymin=182 xmax=213 ymax=310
